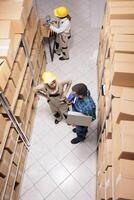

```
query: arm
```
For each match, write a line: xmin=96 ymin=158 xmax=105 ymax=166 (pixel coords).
xmin=33 ymin=83 xmax=45 ymax=92
xmin=61 ymin=80 xmax=72 ymax=97
xmin=50 ymin=20 xmax=70 ymax=34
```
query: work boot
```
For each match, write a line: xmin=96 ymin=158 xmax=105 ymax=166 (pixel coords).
xmin=59 ymin=57 xmax=69 ymax=61
xmin=55 ymin=119 xmax=60 ymax=124
xmin=71 ymin=137 xmax=80 ymax=144
xmin=71 ymin=136 xmax=85 ymax=144
xmin=54 ymin=50 xmax=61 ymax=56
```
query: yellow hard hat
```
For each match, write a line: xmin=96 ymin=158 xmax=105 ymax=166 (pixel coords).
xmin=54 ymin=6 xmax=68 ymax=18
xmin=42 ymin=72 xmax=56 ymax=84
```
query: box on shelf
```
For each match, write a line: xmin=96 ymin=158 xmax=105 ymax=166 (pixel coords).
xmin=15 ymin=47 xmax=26 ymax=71
xmin=0 ymin=150 xmax=12 ymax=178
xmin=119 ymin=121 xmax=134 ymax=159
xmin=0 ymin=59 xmax=11 ymax=91
xmin=0 ymin=115 xmax=7 ymax=143
xmin=10 ymin=62 xmax=21 ymax=87
xmin=0 ymin=2 xmax=27 ymax=33
xmin=105 ymin=167 xmax=112 ymax=200
xmin=5 ymin=128 xmax=18 ymax=154
xmin=4 ymin=79 xmax=16 ymax=106
xmin=7 ymin=163 xmax=17 ymax=187
xmin=13 ymin=143 xmax=23 ymax=166
xmin=115 ymin=176 xmax=134 ymax=199
xmin=0 ymin=34 xmax=21 ymax=68
xmin=106 ymin=113 xmax=112 ymax=139
xmin=14 ymin=100 xmax=25 ymax=123
xmin=112 ymin=98 xmax=134 ymax=124
xmin=39 ymin=19 xmax=51 ymax=38
xmin=111 ymin=61 xmax=134 ymax=87
xmin=0 ymin=20 xmax=14 ymax=39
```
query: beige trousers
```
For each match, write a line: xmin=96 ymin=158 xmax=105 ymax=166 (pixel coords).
xmin=55 ymin=33 xmax=70 ymax=59
xmin=48 ymin=96 xmax=69 ymax=121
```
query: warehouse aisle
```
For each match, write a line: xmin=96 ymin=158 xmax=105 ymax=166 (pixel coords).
xmin=20 ymin=0 xmax=104 ymax=199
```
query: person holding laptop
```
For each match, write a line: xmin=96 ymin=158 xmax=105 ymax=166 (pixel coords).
xmin=68 ymin=83 xmax=96 ymax=144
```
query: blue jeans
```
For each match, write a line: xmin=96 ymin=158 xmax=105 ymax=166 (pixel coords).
xmin=76 ymin=126 xmax=88 ymax=141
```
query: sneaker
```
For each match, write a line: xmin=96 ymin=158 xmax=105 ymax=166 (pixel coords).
xmin=59 ymin=57 xmax=69 ymax=61
xmin=71 ymin=137 xmax=80 ymax=144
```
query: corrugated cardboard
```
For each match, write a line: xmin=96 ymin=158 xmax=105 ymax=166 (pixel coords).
xmin=108 ymin=7 xmax=134 ymax=20
xmin=106 ymin=113 xmax=112 ymax=139
xmin=115 ymin=178 xmax=134 ymax=199
xmin=15 ymin=47 xmax=26 ymax=71
xmin=111 ymin=61 xmax=134 ymax=87
xmin=0 ymin=2 xmax=26 ymax=33
xmin=112 ymin=98 xmax=134 ymax=124
xmin=122 ymin=87 xmax=134 ymax=102
xmin=0 ymin=150 xmax=11 ymax=178
xmin=0 ymin=59 xmax=11 ymax=91
xmin=10 ymin=62 xmax=21 ymax=87
xmin=119 ymin=121 xmax=134 ymax=159
xmin=5 ymin=128 xmax=18 ymax=154
xmin=105 ymin=167 xmax=112 ymax=200
xmin=0 ymin=20 xmax=14 ymax=39
xmin=0 ymin=115 xmax=7 ymax=143
xmin=4 ymin=79 xmax=16 ymax=106
xmin=7 ymin=163 xmax=17 ymax=186
xmin=0 ymin=34 xmax=21 ymax=68
xmin=14 ymin=100 xmax=25 ymax=123
xmin=13 ymin=142 xmax=23 ymax=165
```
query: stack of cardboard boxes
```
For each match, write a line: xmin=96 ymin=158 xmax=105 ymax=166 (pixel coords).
xmin=97 ymin=0 xmax=134 ymax=199
xmin=0 ymin=0 xmax=46 ymax=199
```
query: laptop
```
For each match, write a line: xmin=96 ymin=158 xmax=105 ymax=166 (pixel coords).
xmin=66 ymin=111 xmax=92 ymax=126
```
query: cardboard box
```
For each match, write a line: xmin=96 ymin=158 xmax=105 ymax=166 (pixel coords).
xmin=39 ymin=19 xmax=51 ymax=38
xmin=24 ymin=8 xmax=38 ymax=53
xmin=16 ymin=163 xmax=24 ymax=184
xmin=115 ymin=177 xmax=134 ymax=199
xmin=112 ymin=98 xmax=134 ymax=124
xmin=122 ymin=87 xmax=134 ymax=102
xmin=0 ymin=34 xmax=21 ymax=68
xmin=106 ymin=113 xmax=112 ymax=139
xmin=4 ymin=79 xmax=16 ymax=106
xmin=13 ymin=143 xmax=23 ymax=165
xmin=0 ymin=58 xmax=11 ymax=91
xmin=7 ymin=163 xmax=17 ymax=187
xmin=113 ymin=52 xmax=134 ymax=63
xmin=111 ymin=61 xmax=134 ymax=87
xmin=111 ymin=41 xmax=134 ymax=55
xmin=3 ymin=185 xmax=12 ymax=200
xmin=5 ymin=128 xmax=18 ymax=154
xmin=0 ymin=150 xmax=12 ymax=178
xmin=105 ymin=167 xmax=112 ymax=200
xmin=108 ymin=1 xmax=134 ymax=7
xmin=14 ymin=100 xmax=25 ymax=123
xmin=105 ymin=138 xmax=112 ymax=170
xmin=118 ymin=121 xmax=134 ymax=159
xmin=108 ymin=7 xmax=134 ymax=20
xmin=0 ymin=114 xmax=7 ymax=143
xmin=0 ymin=177 xmax=5 ymax=195
xmin=0 ymin=2 xmax=26 ymax=33
xmin=15 ymin=47 xmax=26 ymax=71
xmin=10 ymin=62 xmax=21 ymax=87
xmin=0 ymin=20 xmax=14 ymax=39
xmin=109 ymin=85 xmax=123 ymax=97
xmin=116 ymin=159 xmax=134 ymax=179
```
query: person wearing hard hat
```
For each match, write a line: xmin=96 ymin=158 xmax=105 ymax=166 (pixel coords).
xmin=49 ymin=6 xmax=71 ymax=61
xmin=33 ymin=71 xmax=72 ymax=124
